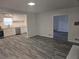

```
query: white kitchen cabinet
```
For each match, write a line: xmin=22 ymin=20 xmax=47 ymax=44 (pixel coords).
xmin=4 ymin=28 xmax=16 ymax=37
xmin=21 ymin=27 xmax=27 ymax=34
xmin=3 ymin=27 xmax=27 ymax=37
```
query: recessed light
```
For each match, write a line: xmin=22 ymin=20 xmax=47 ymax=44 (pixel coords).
xmin=28 ymin=2 xmax=36 ymax=6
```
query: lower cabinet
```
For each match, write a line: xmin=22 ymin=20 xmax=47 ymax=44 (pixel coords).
xmin=21 ymin=27 xmax=27 ymax=34
xmin=4 ymin=28 xmax=16 ymax=37
xmin=15 ymin=27 xmax=27 ymax=35
xmin=3 ymin=27 xmax=27 ymax=37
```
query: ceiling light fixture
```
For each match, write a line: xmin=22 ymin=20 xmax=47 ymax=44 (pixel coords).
xmin=28 ymin=2 xmax=36 ymax=6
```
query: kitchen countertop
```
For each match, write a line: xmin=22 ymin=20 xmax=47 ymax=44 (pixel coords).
xmin=67 ymin=45 xmax=79 ymax=59
xmin=1 ymin=26 xmax=26 ymax=30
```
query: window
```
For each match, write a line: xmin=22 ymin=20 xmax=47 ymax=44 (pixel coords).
xmin=3 ymin=18 xmax=13 ymax=26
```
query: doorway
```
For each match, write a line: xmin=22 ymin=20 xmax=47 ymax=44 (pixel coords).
xmin=53 ymin=15 xmax=69 ymax=42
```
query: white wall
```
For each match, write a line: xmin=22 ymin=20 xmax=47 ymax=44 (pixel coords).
xmin=37 ymin=13 xmax=53 ymax=38
xmin=37 ymin=7 xmax=79 ymax=43
xmin=27 ymin=13 xmax=38 ymax=37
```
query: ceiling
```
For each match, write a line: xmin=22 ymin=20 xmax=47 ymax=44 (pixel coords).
xmin=0 ymin=0 xmax=79 ymax=13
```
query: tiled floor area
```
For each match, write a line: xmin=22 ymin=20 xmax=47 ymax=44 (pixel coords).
xmin=0 ymin=34 xmax=72 ymax=59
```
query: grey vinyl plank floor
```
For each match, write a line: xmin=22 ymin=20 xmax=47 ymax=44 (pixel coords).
xmin=0 ymin=34 xmax=71 ymax=59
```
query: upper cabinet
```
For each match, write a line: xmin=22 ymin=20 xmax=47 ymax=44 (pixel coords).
xmin=0 ymin=13 xmax=27 ymax=29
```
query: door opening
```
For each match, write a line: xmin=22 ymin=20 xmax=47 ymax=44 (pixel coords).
xmin=53 ymin=15 xmax=69 ymax=43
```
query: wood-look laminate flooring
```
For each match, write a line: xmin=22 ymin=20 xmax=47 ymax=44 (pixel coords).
xmin=0 ymin=34 xmax=72 ymax=59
